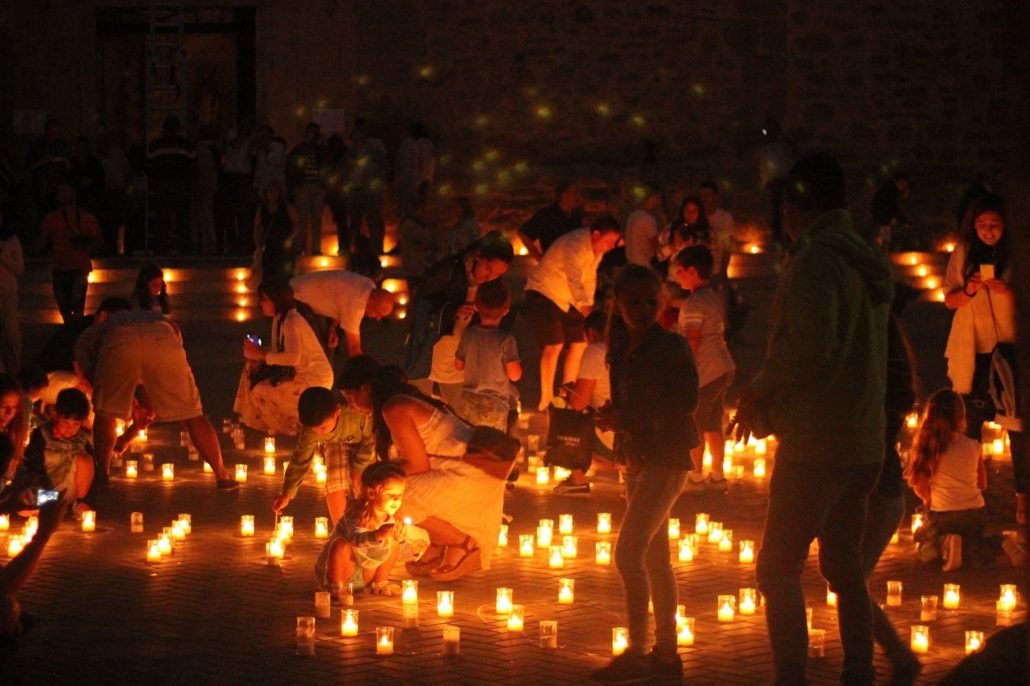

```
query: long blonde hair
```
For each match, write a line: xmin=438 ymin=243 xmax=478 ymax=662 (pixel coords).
xmin=905 ymin=389 xmax=964 ymax=486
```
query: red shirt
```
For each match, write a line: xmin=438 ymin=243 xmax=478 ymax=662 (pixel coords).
xmin=40 ymin=206 xmax=100 ymax=272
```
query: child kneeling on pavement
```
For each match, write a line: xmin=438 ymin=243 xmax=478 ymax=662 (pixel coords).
xmin=20 ymin=388 xmax=93 ymax=518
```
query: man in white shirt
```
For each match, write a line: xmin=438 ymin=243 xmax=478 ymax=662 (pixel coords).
xmin=524 ymin=216 xmax=622 ymax=411
xmin=623 ymin=186 xmax=663 ymax=268
xmin=699 ymin=181 xmax=735 ymax=277
xmin=290 ymin=269 xmax=395 ymax=357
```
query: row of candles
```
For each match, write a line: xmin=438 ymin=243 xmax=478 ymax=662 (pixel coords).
xmin=145 ymin=514 xmax=192 ymax=562
xmin=875 ymin=581 xmax=1021 ymax=626
xmin=120 ymin=452 xmax=329 ymax=485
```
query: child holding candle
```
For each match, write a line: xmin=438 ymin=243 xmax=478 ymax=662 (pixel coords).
xmin=906 ymin=389 xmax=1022 ymax=570
xmin=314 ymin=462 xmax=425 ymax=600
xmin=591 ymin=265 xmax=697 ymax=683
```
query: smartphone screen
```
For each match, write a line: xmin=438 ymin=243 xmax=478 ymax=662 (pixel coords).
xmin=36 ymin=489 xmax=60 ymax=506
xmin=980 ymin=264 xmax=995 ymax=281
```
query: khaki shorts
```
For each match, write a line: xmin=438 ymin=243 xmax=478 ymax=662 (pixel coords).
xmin=93 ymin=321 xmax=203 ymax=421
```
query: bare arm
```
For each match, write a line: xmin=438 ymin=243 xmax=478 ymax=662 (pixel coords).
xmin=567 ymin=378 xmax=596 ymax=412
xmin=344 ymin=330 xmax=362 ymax=357
xmin=382 ymin=397 xmax=433 ymax=476
xmin=505 ymin=360 xmax=523 ymax=382
xmin=0 ymin=499 xmax=64 ymax=596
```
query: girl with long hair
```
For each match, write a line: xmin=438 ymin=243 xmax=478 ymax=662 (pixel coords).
xmin=129 ymin=263 xmax=169 ymax=314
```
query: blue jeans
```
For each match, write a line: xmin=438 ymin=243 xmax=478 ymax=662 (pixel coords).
xmin=615 ymin=464 xmax=689 ymax=654
xmin=861 ymin=492 xmax=909 ymax=659
xmin=756 ymin=459 xmax=881 ymax=686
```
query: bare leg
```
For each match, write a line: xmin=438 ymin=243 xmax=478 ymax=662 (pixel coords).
xmin=418 ymin=516 xmax=472 ymax=568
xmin=74 ymin=455 xmax=94 ymax=500
xmin=182 ymin=415 xmax=229 ymax=480
xmin=562 ymin=341 xmax=588 ymax=385
xmin=326 ymin=539 xmax=357 ymax=586
xmin=537 ymin=344 xmax=563 ymax=411
xmin=370 ymin=540 xmax=401 ymax=584
xmin=91 ymin=412 xmax=119 ymax=475
xmin=325 ymin=491 xmax=348 ymax=527
xmin=705 ymin=430 xmax=725 ymax=479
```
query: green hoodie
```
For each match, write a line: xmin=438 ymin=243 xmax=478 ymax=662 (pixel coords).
xmin=752 ymin=209 xmax=894 ymax=466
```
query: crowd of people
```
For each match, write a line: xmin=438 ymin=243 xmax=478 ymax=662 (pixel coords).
xmin=0 ymin=137 xmax=1024 ymax=684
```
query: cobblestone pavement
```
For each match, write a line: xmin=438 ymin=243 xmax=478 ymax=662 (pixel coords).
xmin=0 ymin=415 xmax=1024 ymax=685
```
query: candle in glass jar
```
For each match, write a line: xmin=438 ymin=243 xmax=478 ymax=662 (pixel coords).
xmin=177 ymin=514 xmax=191 ymax=535
xmin=315 ymin=591 xmax=332 ymax=618
xmin=315 ymin=517 xmax=329 ymax=539
xmin=263 ymin=456 xmax=276 ymax=475
xmin=375 ymin=627 xmax=394 ymax=655
xmin=203 ymin=461 xmax=213 ymax=473
xmin=125 ymin=460 xmax=138 ymax=479
xmin=264 ymin=436 xmax=276 ymax=453
xmin=612 ymin=627 xmax=629 ymax=656
xmin=496 ymin=587 xmax=513 ymax=615
xmin=558 ymin=578 xmax=575 ymax=604
xmin=161 ymin=463 xmax=174 ymax=481
xmin=739 ymin=588 xmax=757 ymax=615
xmin=442 ymin=625 xmax=461 ymax=656
xmin=279 ymin=516 xmax=294 ymax=539
xmin=340 ymin=609 xmax=359 ymax=637
xmin=560 ymin=535 xmax=578 ymax=559
xmin=826 ymin=587 xmax=838 ymax=607
xmin=437 ymin=590 xmax=455 ymax=618
xmin=171 ymin=521 xmax=186 ymax=540
xmin=707 ymin=521 xmax=724 ymax=544
xmin=753 ymin=458 xmax=767 ymax=478
xmin=519 ymin=534 xmax=535 ymax=557
xmin=536 ymin=467 xmax=550 ymax=485
xmin=668 ymin=517 xmax=681 ymax=539
xmin=548 ymin=546 xmax=565 ymax=569
xmin=81 ymin=510 xmax=96 ymax=532
xmin=678 ymin=537 xmax=694 ymax=562
xmin=315 ymin=466 xmax=327 ymax=485
xmin=235 ymin=464 xmax=248 ymax=482
xmin=497 ymin=523 xmax=508 ymax=547
xmin=943 ymin=584 xmax=961 ymax=610
xmin=718 ymin=595 xmax=736 ymax=622
xmin=722 ymin=455 xmax=733 ymax=475
xmin=695 ymin=513 xmax=710 ymax=535
xmin=739 ymin=539 xmax=755 ymax=564
xmin=558 ymin=514 xmax=574 ymax=535
xmin=965 ymin=630 xmax=984 ymax=654
xmin=137 ymin=428 xmax=148 ymax=443
xmin=266 ymin=539 xmax=284 ymax=565
xmin=998 ymin=584 xmax=1018 ymax=613
xmin=886 ymin=580 xmax=903 ymax=607
xmin=142 ymin=453 xmax=154 ymax=471
xmin=507 ymin=605 xmax=525 ymax=632
xmin=131 ymin=512 xmax=144 ymax=533
xmin=157 ymin=533 xmax=173 ymax=555
xmin=401 ymin=580 xmax=418 ymax=606
xmin=677 ymin=617 xmax=695 ymax=645
xmin=596 ymin=541 xmax=612 ymax=565
xmin=0 ymin=514 xmax=9 ymax=531
xmin=537 ymin=519 xmax=553 ymax=547
xmin=553 ymin=467 xmax=571 ymax=482
xmin=920 ymin=595 xmax=939 ymax=622
xmin=146 ymin=539 xmax=161 ymax=562
xmin=910 ymin=512 xmax=924 ymax=535
xmin=240 ymin=515 xmax=255 ymax=536
xmin=890 ymin=531 xmax=900 ymax=544
xmin=539 ymin=620 xmax=558 ymax=649
xmin=597 ymin=512 xmax=612 ymax=534
xmin=718 ymin=529 xmax=733 ymax=552
xmin=910 ymin=625 xmax=930 ymax=653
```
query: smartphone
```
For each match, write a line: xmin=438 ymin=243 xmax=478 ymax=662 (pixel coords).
xmin=36 ymin=488 xmax=60 ymax=507
xmin=245 ymin=334 xmax=262 ymax=346
xmin=980 ymin=264 xmax=995 ymax=281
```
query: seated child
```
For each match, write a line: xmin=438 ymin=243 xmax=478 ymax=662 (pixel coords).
xmin=21 ymin=388 xmax=94 ymax=517
xmin=15 ymin=366 xmax=49 ymax=433
xmin=906 ymin=389 xmax=1023 ymax=570
xmin=314 ymin=461 xmax=423 ymax=600
xmin=274 ymin=386 xmax=375 ymax=525
xmin=454 ymin=279 xmax=522 ymax=432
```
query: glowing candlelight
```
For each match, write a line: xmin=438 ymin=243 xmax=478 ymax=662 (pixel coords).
xmin=161 ymin=463 xmax=174 ymax=481
xmin=553 ymin=467 xmax=571 ymax=481
xmin=668 ymin=518 xmax=681 ymax=540
xmin=596 ymin=541 xmax=612 ymax=565
xmin=507 ymin=604 xmax=525 ymax=632
xmin=910 ymin=513 xmax=924 ymax=535
xmin=279 ymin=516 xmax=294 ymax=539
xmin=826 ymin=586 xmax=838 ymax=607
xmin=539 ymin=620 xmax=558 ymax=649
xmin=519 ymin=534 xmax=535 ymax=557
xmin=315 ymin=467 xmax=327 ymax=485
xmin=7 ymin=536 xmax=24 ymax=556
xmin=240 ymin=515 xmax=255 ymax=537
xmin=171 ymin=522 xmax=186 ymax=540
xmin=0 ymin=514 xmax=8 ymax=531
xmin=678 ymin=538 xmax=694 ymax=562
xmin=263 ymin=456 xmax=276 ymax=475
xmin=906 ymin=412 xmax=918 ymax=429
xmin=695 ymin=513 xmax=710 ymax=535
xmin=157 ymin=533 xmax=172 ymax=556
xmin=115 ymin=419 xmax=126 ymax=436
xmin=401 ymin=580 xmax=418 ymax=606
xmin=315 ymin=517 xmax=329 ymax=539
xmin=993 ymin=438 xmax=1005 ymax=456
xmin=611 ymin=627 xmax=629 ymax=656
xmin=718 ymin=595 xmax=736 ymax=622
xmin=537 ymin=520 xmax=554 ymax=548
xmin=998 ymin=584 xmax=1018 ymax=613
xmin=719 ymin=529 xmax=733 ymax=552
xmin=131 ymin=512 xmax=144 ymax=533
xmin=376 ymin=626 xmax=395 ymax=655
xmin=266 ymin=539 xmax=284 ymax=565
xmin=203 ymin=461 xmax=213 ymax=473
xmin=753 ymin=458 xmax=767 ymax=479
xmin=722 ymin=455 xmax=733 ymax=474
xmin=920 ymin=595 xmax=938 ymax=622
xmin=886 ymin=580 xmax=903 ymax=607
xmin=755 ymin=438 xmax=767 ymax=455
xmin=677 ymin=616 xmax=695 ymax=645
xmin=81 ymin=510 xmax=96 ymax=532
xmin=557 ymin=514 xmax=574 ymax=535
xmin=702 ymin=448 xmax=712 ymax=469
xmin=137 ymin=428 xmax=147 ymax=443
xmin=739 ymin=588 xmax=757 ymax=615
xmin=264 ymin=436 xmax=276 ymax=453
xmin=146 ymin=539 xmax=161 ymax=562
xmin=890 ymin=531 xmax=900 ymax=544
xmin=739 ymin=539 xmax=755 ymax=564
xmin=548 ymin=546 xmax=565 ymax=569
xmin=235 ymin=464 xmax=248 ymax=482
xmin=536 ymin=467 xmax=551 ymax=485
xmin=177 ymin=514 xmax=191 ymax=535
xmin=560 ymin=535 xmax=578 ymax=559
xmin=496 ymin=587 xmax=513 ymax=615
xmin=442 ymin=625 xmax=461 ymax=656
xmin=437 ymin=590 xmax=455 ymax=618
xmin=809 ymin=628 xmax=826 ymax=658
xmin=597 ymin=512 xmax=612 ymax=534
xmin=910 ymin=625 xmax=930 ymax=653
xmin=340 ymin=609 xmax=359 ymax=637
xmin=498 ymin=523 xmax=509 ymax=547
xmin=707 ymin=521 xmax=724 ymax=544
xmin=125 ymin=460 xmax=138 ymax=479
xmin=943 ymin=584 xmax=961 ymax=610
xmin=558 ymin=578 xmax=575 ymax=604
xmin=965 ymin=630 xmax=984 ymax=654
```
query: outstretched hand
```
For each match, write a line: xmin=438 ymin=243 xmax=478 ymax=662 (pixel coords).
xmin=37 ymin=494 xmax=69 ymax=537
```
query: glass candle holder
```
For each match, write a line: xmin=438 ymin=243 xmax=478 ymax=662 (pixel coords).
xmin=549 ymin=546 xmax=565 ymax=569
xmin=558 ymin=514 xmax=574 ymax=535
xmin=535 ymin=467 xmax=550 ymax=485
xmin=340 ymin=609 xmax=359 ymax=637
xmin=717 ymin=595 xmax=736 ymax=622
xmin=753 ymin=458 xmax=767 ymax=478
xmin=314 ymin=591 xmax=331 ymax=618
xmin=81 ymin=510 xmax=96 ymax=532
xmin=965 ymin=630 xmax=984 ymax=654
xmin=497 ymin=524 xmax=509 ymax=547
xmin=826 ymin=585 xmax=838 ymax=607
xmin=519 ymin=534 xmax=535 ymax=557
xmin=998 ymin=584 xmax=1018 ymax=613
xmin=536 ymin=521 xmax=553 ymax=548
xmin=695 ymin=513 xmax=710 ymax=535
xmin=401 ymin=580 xmax=418 ymax=606
xmin=558 ymin=578 xmax=574 ymax=604
xmin=146 ymin=539 xmax=161 ymax=562
xmin=739 ymin=588 xmax=758 ymax=616
xmin=263 ymin=456 xmax=276 ymax=475
xmin=265 ymin=539 xmax=284 ymax=565
xmin=279 ymin=516 xmax=294 ymax=539
xmin=910 ymin=625 xmax=930 ymax=653
xmin=808 ymin=628 xmax=826 ymax=658
xmin=997 ymin=599 xmax=1015 ymax=626
xmin=496 ymin=588 xmax=513 ymax=615
xmin=539 ymin=620 xmax=558 ymax=649
xmin=177 ymin=514 xmax=191 ymax=535
xmin=597 ymin=512 xmax=612 ymax=534
xmin=886 ymin=580 xmax=903 ymax=607
xmin=611 ymin=627 xmax=628 ymax=656
xmin=506 ymin=604 xmax=525 ymax=632
xmin=264 ymin=436 xmax=276 ymax=454
xmin=707 ymin=521 xmax=724 ymax=544
xmin=553 ymin=467 xmax=571 ymax=482
xmin=943 ymin=584 xmax=961 ymax=610
xmin=142 ymin=453 xmax=154 ymax=471
xmin=315 ymin=517 xmax=329 ymax=539
xmin=125 ymin=460 xmax=138 ymax=479
xmin=375 ymin=626 xmax=395 ymax=655
xmin=595 ymin=541 xmax=612 ymax=565
xmin=677 ymin=616 xmax=695 ymax=646
xmin=240 ymin=515 xmax=255 ymax=537
xmin=442 ymin=625 xmax=461 ymax=656
xmin=295 ymin=616 xmax=316 ymax=656
xmin=668 ymin=517 xmax=681 ymax=539
xmin=718 ymin=529 xmax=734 ymax=552
xmin=920 ymin=595 xmax=939 ymax=622
xmin=161 ymin=463 xmax=174 ymax=481
xmin=677 ymin=537 xmax=694 ymax=562
xmin=560 ymin=535 xmax=578 ymax=559
xmin=235 ymin=464 xmax=248 ymax=482
xmin=130 ymin=512 xmax=144 ymax=533
xmin=739 ymin=539 xmax=755 ymax=564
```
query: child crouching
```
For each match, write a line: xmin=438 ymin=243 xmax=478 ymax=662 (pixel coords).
xmin=314 ymin=461 xmax=421 ymax=600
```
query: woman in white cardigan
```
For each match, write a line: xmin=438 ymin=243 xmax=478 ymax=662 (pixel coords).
xmin=234 ymin=277 xmax=333 ymax=436
xmin=0 ymin=209 xmax=24 ymax=374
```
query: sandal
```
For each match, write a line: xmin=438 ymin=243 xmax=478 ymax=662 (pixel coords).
xmin=368 ymin=580 xmax=402 ymax=596
xmin=404 ymin=544 xmax=445 ymax=577
xmin=430 ymin=536 xmax=481 ymax=582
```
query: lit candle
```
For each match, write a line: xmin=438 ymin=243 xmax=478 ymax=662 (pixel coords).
xmin=496 ymin=587 xmax=513 ymax=615
xmin=553 ymin=467 xmax=571 ymax=482
xmin=707 ymin=521 xmax=724 ymax=544
xmin=116 ymin=419 xmax=126 ymax=436
xmin=264 ymin=436 xmax=276 ymax=453
xmin=998 ymin=584 xmax=1018 ymax=613
xmin=943 ymin=584 xmax=961 ymax=610
xmin=203 ymin=461 xmax=213 ymax=473
xmin=920 ymin=595 xmax=939 ymax=622
xmin=611 ymin=627 xmax=629 ymax=656
xmin=753 ymin=458 xmax=767 ymax=479
xmin=826 ymin=586 xmax=838 ymax=607
xmin=234 ymin=464 xmax=247 ymax=482
xmin=678 ymin=538 xmax=694 ymax=562
xmin=507 ymin=605 xmax=525 ymax=632
xmin=964 ymin=630 xmax=984 ymax=654
xmin=519 ymin=534 xmax=535 ymax=557
xmin=161 ymin=463 xmax=174 ymax=481
xmin=315 ymin=517 xmax=329 ymax=539
xmin=733 ymin=465 xmax=745 ymax=480
xmin=685 ymin=533 xmax=699 ymax=557
xmin=498 ymin=523 xmax=509 ymax=547
xmin=536 ymin=467 xmax=551 ymax=485
xmin=0 ymin=514 xmax=8 ymax=531
xmin=886 ymin=580 xmax=903 ymax=607
xmin=558 ymin=514 xmax=574 ymax=535
xmin=597 ymin=512 xmax=612 ymax=534
xmin=146 ymin=539 xmax=161 ymax=562
xmin=695 ymin=513 xmax=710 ymax=535
xmin=315 ymin=591 xmax=332 ymax=618
xmin=677 ymin=617 xmax=695 ymax=645
xmin=266 ymin=539 xmax=284 ymax=565
xmin=719 ymin=529 xmax=733 ymax=552
xmin=177 ymin=514 xmax=191 ymax=535
xmin=718 ymin=595 xmax=736 ymax=622
xmin=668 ymin=518 xmax=681 ymax=539
xmin=138 ymin=428 xmax=148 ymax=443
xmin=539 ymin=620 xmax=558 ymax=649
xmin=375 ymin=627 xmax=395 ymax=655
xmin=910 ymin=513 xmax=924 ymax=535
xmin=442 ymin=625 xmax=461 ymax=656
xmin=340 ymin=609 xmax=359 ymax=637
xmin=890 ymin=531 xmax=900 ymax=544
xmin=315 ymin=467 xmax=327 ymax=485
xmin=808 ymin=628 xmax=826 ymax=658
xmin=739 ymin=588 xmax=757 ymax=615
xmin=537 ymin=519 xmax=553 ymax=547
xmin=437 ymin=590 xmax=455 ymax=618
xmin=722 ymin=455 xmax=733 ymax=474
xmin=997 ymin=599 xmax=1015 ymax=626
xmin=401 ymin=579 xmax=418 ymax=606
xmin=755 ymin=439 xmax=767 ymax=455
xmin=279 ymin=516 xmax=294 ymax=539
xmin=125 ymin=460 xmax=138 ymax=479
xmin=739 ymin=539 xmax=755 ymax=564
xmin=81 ymin=510 xmax=96 ymax=532
xmin=558 ymin=578 xmax=575 ymax=604
xmin=263 ymin=456 xmax=276 ymax=475
xmin=157 ymin=533 xmax=172 ymax=556
xmin=560 ymin=535 xmax=578 ymax=559
xmin=596 ymin=542 xmax=612 ymax=565
xmin=7 ymin=536 xmax=24 ymax=557
xmin=131 ymin=512 xmax=144 ymax=533
xmin=171 ymin=522 xmax=186 ymax=540
xmin=702 ymin=448 xmax=712 ymax=469
xmin=548 ymin=546 xmax=564 ymax=569
xmin=240 ymin=515 xmax=255 ymax=536
xmin=992 ymin=438 xmax=1004 ymax=456
xmin=910 ymin=625 xmax=930 ymax=653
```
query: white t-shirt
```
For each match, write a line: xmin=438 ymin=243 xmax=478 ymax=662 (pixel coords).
xmin=624 ymin=209 xmax=659 ymax=267
xmin=677 ymin=286 xmax=735 ymax=387
xmin=290 ymin=269 xmax=374 ymax=334
xmin=706 ymin=208 xmax=735 ymax=275
xmin=576 ymin=340 xmax=613 ymax=449
xmin=525 ymin=228 xmax=601 ymax=312
xmin=264 ymin=310 xmax=334 ymax=389
xmin=929 ymin=434 xmax=985 ymax=512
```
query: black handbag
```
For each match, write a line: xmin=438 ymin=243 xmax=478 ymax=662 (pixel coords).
xmin=543 ymin=406 xmax=595 ymax=472
xmin=248 ymin=363 xmax=296 ymax=388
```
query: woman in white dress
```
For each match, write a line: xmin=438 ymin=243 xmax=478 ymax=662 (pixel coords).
xmin=337 ymin=355 xmax=508 ymax=582
xmin=234 ymin=277 xmax=333 ymax=436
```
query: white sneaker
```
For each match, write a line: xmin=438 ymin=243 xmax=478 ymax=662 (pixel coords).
xmin=941 ymin=534 xmax=963 ymax=572
xmin=684 ymin=473 xmax=707 ymax=493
